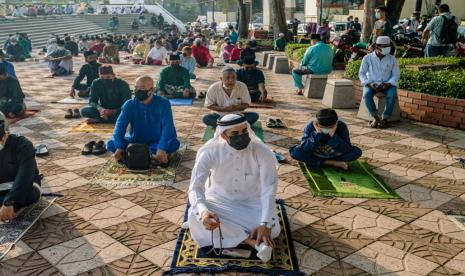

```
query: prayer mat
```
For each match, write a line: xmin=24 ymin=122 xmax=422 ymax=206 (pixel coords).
xmin=299 ymin=161 xmax=400 ymax=199
xmin=91 ymin=144 xmax=187 ymax=188
xmin=0 ymin=198 xmax=55 ymax=260
xmin=169 ymin=98 xmax=194 ymax=106
xmin=53 ymin=97 xmax=89 ymax=104
xmin=70 ymin=121 xmax=115 ymax=134
xmin=203 ymin=121 xmax=264 ymax=142
xmin=6 ymin=109 xmax=40 ymax=125
xmin=167 ymin=200 xmax=302 ymax=275
xmin=449 ymin=215 xmax=465 ymax=231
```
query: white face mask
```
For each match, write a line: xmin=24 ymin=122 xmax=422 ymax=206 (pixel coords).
xmin=375 ymin=12 xmax=381 ymax=19
xmin=381 ymin=47 xmax=391 ymax=55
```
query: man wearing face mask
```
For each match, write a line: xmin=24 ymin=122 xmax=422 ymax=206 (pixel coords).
xmin=290 ymin=108 xmax=361 ymax=170
xmin=98 ymin=38 xmax=120 ymax=64
xmin=236 ymin=57 xmax=267 ymax=102
xmin=0 ymin=113 xmax=42 ymax=222
xmin=45 ymin=39 xmax=73 ymax=77
xmin=107 ymin=76 xmax=180 ymax=165
xmin=5 ymin=37 xmax=25 ymax=62
xmin=0 ymin=63 xmax=25 ymax=118
xmin=70 ymin=50 xmax=101 ymax=98
xmin=156 ymin=54 xmax=196 ymax=99
xmin=359 ymin=36 xmax=400 ymax=129
xmin=369 ymin=6 xmax=393 ymax=46
xmin=80 ymin=65 xmax=131 ymax=123
xmin=203 ymin=67 xmax=258 ymax=129
xmin=187 ymin=114 xmax=280 ymax=263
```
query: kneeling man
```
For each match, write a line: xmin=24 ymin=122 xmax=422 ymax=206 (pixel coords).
xmin=0 ymin=64 xmax=25 ymax=118
xmin=107 ymin=76 xmax=180 ymax=165
xmin=0 ymin=113 xmax=42 ymax=221
xmin=187 ymin=114 xmax=280 ymax=262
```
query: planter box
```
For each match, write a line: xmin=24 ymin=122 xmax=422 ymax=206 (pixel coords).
xmin=352 ymin=80 xmax=465 ymax=130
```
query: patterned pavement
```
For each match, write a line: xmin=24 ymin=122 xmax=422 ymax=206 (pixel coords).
xmin=0 ymin=53 xmax=464 ymax=276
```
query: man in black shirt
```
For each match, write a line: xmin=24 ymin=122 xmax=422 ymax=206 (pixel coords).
xmin=64 ymin=36 xmax=79 ymax=56
xmin=0 ymin=113 xmax=41 ymax=221
xmin=70 ymin=50 xmax=101 ymax=98
xmin=0 ymin=64 xmax=25 ymax=118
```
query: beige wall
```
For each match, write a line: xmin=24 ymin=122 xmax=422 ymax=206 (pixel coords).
xmin=401 ymin=0 xmax=465 ymax=20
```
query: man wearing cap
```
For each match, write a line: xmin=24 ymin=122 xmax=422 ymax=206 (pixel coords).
xmin=107 ymin=76 xmax=180 ymax=165
xmin=290 ymin=108 xmax=362 ymax=170
xmin=81 ymin=65 xmax=131 ymax=124
xmin=292 ymin=33 xmax=333 ymax=95
xmin=0 ymin=64 xmax=25 ymax=118
xmin=46 ymin=39 xmax=73 ymax=76
xmin=0 ymin=112 xmax=42 ymax=221
xmin=99 ymin=38 xmax=120 ymax=64
xmin=142 ymin=40 xmax=168 ymax=65
xmin=64 ymin=36 xmax=79 ymax=56
xmin=359 ymin=36 xmax=400 ymax=128
xmin=71 ymin=50 xmax=101 ymax=98
xmin=156 ymin=54 xmax=196 ymax=99
xmin=236 ymin=57 xmax=268 ymax=102
xmin=187 ymin=113 xmax=280 ymax=263
xmin=274 ymin=33 xmax=287 ymax=52
xmin=0 ymin=50 xmax=17 ymax=79
xmin=5 ymin=37 xmax=25 ymax=62
xmin=203 ymin=67 xmax=258 ymax=129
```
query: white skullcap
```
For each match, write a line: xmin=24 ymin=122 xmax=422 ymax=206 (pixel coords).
xmin=218 ymin=114 xmax=244 ymax=124
xmin=279 ymin=33 xmax=285 ymax=37
xmin=376 ymin=36 xmax=391 ymax=45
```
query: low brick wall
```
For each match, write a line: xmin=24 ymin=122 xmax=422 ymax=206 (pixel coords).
xmin=353 ymin=80 xmax=465 ymax=130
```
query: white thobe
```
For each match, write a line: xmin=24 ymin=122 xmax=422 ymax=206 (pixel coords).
xmin=358 ymin=52 xmax=400 ymax=87
xmin=188 ymin=139 xmax=280 ymax=248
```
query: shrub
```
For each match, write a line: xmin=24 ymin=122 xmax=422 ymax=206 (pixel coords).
xmin=285 ymin=43 xmax=309 ymax=60
xmin=345 ymin=57 xmax=465 ymax=99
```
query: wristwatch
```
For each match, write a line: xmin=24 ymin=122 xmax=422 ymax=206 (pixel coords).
xmin=260 ymin=222 xmax=271 ymax=229
xmin=3 ymin=200 xmax=14 ymax=207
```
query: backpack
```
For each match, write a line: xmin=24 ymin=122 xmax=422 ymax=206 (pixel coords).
xmin=125 ymin=143 xmax=151 ymax=171
xmin=441 ymin=15 xmax=458 ymax=44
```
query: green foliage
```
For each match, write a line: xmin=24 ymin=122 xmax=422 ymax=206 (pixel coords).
xmin=345 ymin=57 xmax=465 ymax=99
xmin=284 ymin=43 xmax=310 ymax=60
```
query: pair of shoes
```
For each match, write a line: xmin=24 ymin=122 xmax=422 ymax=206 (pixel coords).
xmin=368 ymin=116 xmax=389 ymax=129
xmin=267 ymin=118 xmax=285 ymax=128
xmin=198 ymin=91 xmax=206 ymax=99
xmin=81 ymin=141 xmax=106 ymax=155
xmin=35 ymin=144 xmax=49 ymax=157
xmin=65 ymin=109 xmax=81 ymax=119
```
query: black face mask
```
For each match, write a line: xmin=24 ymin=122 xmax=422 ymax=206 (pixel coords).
xmin=228 ymin=133 xmax=251 ymax=150
xmin=135 ymin=89 xmax=150 ymax=101
xmin=88 ymin=60 xmax=97 ymax=65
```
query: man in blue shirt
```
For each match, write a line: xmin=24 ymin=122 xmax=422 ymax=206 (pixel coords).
xmin=229 ymin=25 xmax=238 ymax=44
xmin=292 ymin=34 xmax=334 ymax=95
xmin=107 ymin=76 xmax=180 ymax=165
xmin=236 ymin=57 xmax=268 ymax=102
xmin=0 ymin=50 xmax=17 ymax=79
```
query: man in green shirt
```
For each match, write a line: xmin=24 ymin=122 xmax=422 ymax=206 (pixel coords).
xmin=0 ymin=64 xmax=25 ymax=118
xmin=156 ymin=54 xmax=196 ymax=99
xmin=80 ymin=65 xmax=131 ymax=123
xmin=274 ymin=33 xmax=287 ymax=51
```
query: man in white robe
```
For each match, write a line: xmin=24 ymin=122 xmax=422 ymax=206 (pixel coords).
xmin=187 ymin=114 xmax=280 ymax=262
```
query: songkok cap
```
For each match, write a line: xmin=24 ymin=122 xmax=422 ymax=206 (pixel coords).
xmin=310 ymin=33 xmax=321 ymax=40
xmin=316 ymin=108 xmax=338 ymax=127
xmin=168 ymin=54 xmax=180 ymax=61
xmin=99 ymin=65 xmax=114 ymax=75
xmin=243 ymin=56 xmax=256 ymax=65
xmin=376 ymin=36 xmax=391 ymax=45
xmin=0 ymin=63 xmax=6 ymax=75
xmin=220 ymin=66 xmax=236 ymax=74
xmin=84 ymin=50 xmax=96 ymax=58
xmin=217 ymin=114 xmax=246 ymax=126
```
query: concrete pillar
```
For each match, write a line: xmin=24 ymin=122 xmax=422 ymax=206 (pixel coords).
xmin=304 ymin=0 xmax=318 ymax=22
xmin=263 ymin=0 xmax=272 ymax=30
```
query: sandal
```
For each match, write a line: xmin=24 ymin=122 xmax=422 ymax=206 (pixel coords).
xmin=275 ymin=118 xmax=286 ymax=128
xmin=93 ymin=141 xmax=107 ymax=155
xmin=378 ymin=119 xmax=388 ymax=129
xmin=64 ymin=109 xmax=73 ymax=119
xmin=198 ymin=91 xmax=206 ymax=99
xmin=73 ymin=109 xmax=81 ymax=119
xmin=81 ymin=141 xmax=95 ymax=155
xmin=35 ymin=144 xmax=49 ymax=157
xmin=296 ymin=89 xmax=303 ymax=96
xmin=266 ymin=118 xmax=277 ymax=128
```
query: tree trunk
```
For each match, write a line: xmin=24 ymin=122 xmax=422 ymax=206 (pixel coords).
xmin=236 ymin=0 xmax=249 ymax=39
xmin=271 ymin=0 xmax=288 ymax=39
xmin=386 ymin=0 xmax=406 ymax=25
xmin=361 ymin=0 xmax=385 ymax=42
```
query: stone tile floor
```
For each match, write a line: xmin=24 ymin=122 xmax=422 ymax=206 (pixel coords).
xmin=0 ymin=54 xmax=464 ymax=276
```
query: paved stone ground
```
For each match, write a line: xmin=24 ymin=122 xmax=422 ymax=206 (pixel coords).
xmin=0 ymin=54 xmax=465 ymax=276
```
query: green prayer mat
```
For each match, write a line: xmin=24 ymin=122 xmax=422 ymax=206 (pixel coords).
xmin=203 ymin=121 xmax=264 ymax=142
xmin=299 ymin=161 xmax=400 ymax=199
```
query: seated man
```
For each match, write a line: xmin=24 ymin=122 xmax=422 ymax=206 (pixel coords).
xmin=89 ymin=37 xmax=105 ymax=56
xmin=142 ymin=40 xmax=168 ymax=65
xmin=0 ymin=64 xmax=25 ymax=118
xmin=192 ymin=38 xmax=214 ymax=68
xmin=99 ymin=38 xmax=120 ymax=64
xmin=64 ymin=36 xmax=79 ymax=56
xmin=292 ymin=34 xmax=333 ymax=95
xmin=187 ymin=114 xmax=280 ymax=263
xmin=81 ymin=65 xmax=131 ymax=123
xmin=203 ymin=67 xmax=258 ymax=129
xmin=290 ymin=108 xmax=362 ymax=170
xmin=236 ymin=57 xmax=268 ymax=103
xmin=5 ymin=37 xmax=25 ymax=62
xmin=0 ymin=113 xmax=42 ymax=221
xmin=157 ymin=54 xmax=196 ymax=99
xmin=71 ymin=50 xmax=101 ymax=98
xmin=132 ymin=38 xmax=149 ymax=64
xmin=274 ymin=33 xmax=287 ymax=52
xmin=0 ymin=50 xmax=17 ymax=79
xmin=359 ymin=36 xmax=400 ymax=128
xmin=107 ymin=76 xmax=180 ymax=165
xmin=180 ymin=46 xmax=197 ymax=80
xmin=46 ymin=39 xmax=73 ymax=77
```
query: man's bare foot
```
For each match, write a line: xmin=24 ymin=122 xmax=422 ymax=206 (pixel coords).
xmin=296 ymin=89 xmax=303 ymax=95
xmin=324 ymin=160 xmax=349 ymax=170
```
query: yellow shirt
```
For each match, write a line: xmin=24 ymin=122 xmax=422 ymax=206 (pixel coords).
xmin=132 ymin=43 xmax=149 ymax=59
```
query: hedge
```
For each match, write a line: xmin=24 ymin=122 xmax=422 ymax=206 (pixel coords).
xmin=285 ymin=43 xmax=310 ymax=61
xmin=345 ymin=57 xmax=465 ymax=99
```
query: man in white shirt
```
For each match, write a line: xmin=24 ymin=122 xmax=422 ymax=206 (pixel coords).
xmin=203 ymin=67 xmax=258 ymax=128
xmin=359 ymin=36 xmax=400 ymax=129
xmin=187 ymin=114 xmax=280 ymax=262
xmin=142 ymin=40 xmax=168 ymax=65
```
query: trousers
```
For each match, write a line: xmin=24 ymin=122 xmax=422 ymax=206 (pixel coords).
xmin=363 ymin=85 xmax=397 ymax=119
xmin=80 ymin=106 xmax=120 ymax=123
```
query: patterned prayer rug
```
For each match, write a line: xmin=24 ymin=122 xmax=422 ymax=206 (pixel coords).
xmin=90 ymin=144 xmax=187 ymax=188
xmin=0 ymin=198 xmax=55 ymax=260
xmin=70 ymin=122 xmax=115 ymax=134
xmin=167 ymin=200 xmax=302 ymax=275
xmin=299 ymin=160 xmax=400 ymax=199
xmin=6 ymin=109 xmax=40 ymax=125
xmin=203 ymin=121 xmax=264 ymax=142
xmin=53 ymin=97 xmax=89 ymax=104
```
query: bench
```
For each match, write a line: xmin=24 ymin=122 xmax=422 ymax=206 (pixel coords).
xmin=357 ymin=91 xmax=401 ymax=121
xmin=272 ymin=56 xmax=290 ymax=74
xmin=266 ymin=53 xmax=285 ymax=70
xmin=260 ymin=51 xmax=275 ymax=67
xmin=303 ymin=74 xmax=328 ymax=99
xmin=322 ymin=79 xmax=356 ymax=109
